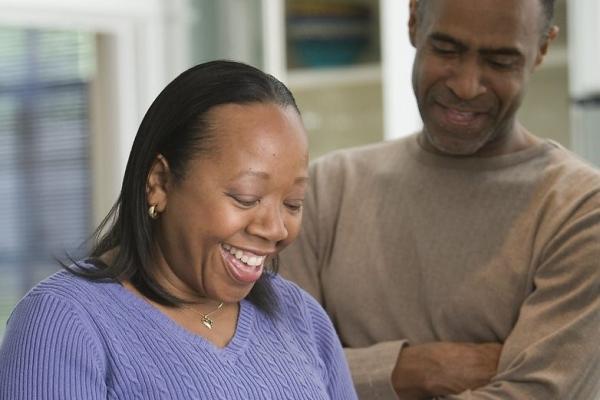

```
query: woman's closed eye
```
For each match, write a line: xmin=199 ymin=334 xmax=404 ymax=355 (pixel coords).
xmin=227 ymin=193 xmax=260 ymax=208
xmin=284 ymin=200 xmax=304 ymax=213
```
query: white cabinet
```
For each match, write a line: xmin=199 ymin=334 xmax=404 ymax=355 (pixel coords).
xmin=262 ymin=0 xmax=380 ymax=87
xmin=260 ymin=0 xmax=419 ymax=157
xmin=568 ymin=0 xmax=600 ymax=98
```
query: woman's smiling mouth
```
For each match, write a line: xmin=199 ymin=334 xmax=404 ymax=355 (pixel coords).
xmin=221 ymin=244 xmax=266 ymax=284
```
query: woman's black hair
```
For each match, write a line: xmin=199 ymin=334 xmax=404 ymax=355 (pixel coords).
xmin=66 ymin=60 xmax=301 ymax=315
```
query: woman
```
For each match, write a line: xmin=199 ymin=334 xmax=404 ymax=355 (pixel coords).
xmin=0 ymin=60 xmax=357 ymax=400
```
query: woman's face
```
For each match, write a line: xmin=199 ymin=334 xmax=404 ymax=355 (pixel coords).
xmin=148 ymin=103 xmax=308 ymax=303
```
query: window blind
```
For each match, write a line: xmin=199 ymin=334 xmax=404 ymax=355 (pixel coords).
xmin=0 ymin=27 xmax=94 ymax=337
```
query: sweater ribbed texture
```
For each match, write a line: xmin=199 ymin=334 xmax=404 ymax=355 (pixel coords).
xmin=0 ymin=270 xmax=357 ymax=399
xmin=281 ymin=134 xmax=600 ymax=399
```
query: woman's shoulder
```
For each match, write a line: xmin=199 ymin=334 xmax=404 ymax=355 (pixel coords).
xmin=269 ymin=274 xmax=317 ymax=307
xmin=2 ymin=268 xmax=111 ymax=388
xmin=15 ymin=264 xmax=120 ymax=325
xmin=28 ymin=266 xmax=112 ymax=301
xmin=7 ymin=265 xmax=126 ymax=351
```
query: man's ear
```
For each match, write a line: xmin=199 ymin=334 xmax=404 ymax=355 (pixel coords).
xmin=146 ymin=154 xmax=171 ymax=212
xmin=409 ymin=0 xmax=419 ymax=47
xmin=535 ymin=25 xmax=559 ymax=69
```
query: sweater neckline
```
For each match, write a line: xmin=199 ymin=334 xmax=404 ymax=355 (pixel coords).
xmin=106 ymin=279 xmax=255 ymax=362
xmin=406 ymin=133 xmax=555 ymax=171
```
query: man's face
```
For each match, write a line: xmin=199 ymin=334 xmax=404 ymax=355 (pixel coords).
xmin=410 ymin=0 xmax=555 ymax=156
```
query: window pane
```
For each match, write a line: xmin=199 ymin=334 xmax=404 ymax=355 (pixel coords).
xmin=0 ymin=27 xmax=94 ymax=338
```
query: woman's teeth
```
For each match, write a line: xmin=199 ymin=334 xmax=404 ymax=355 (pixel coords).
xmin=222 ymin=244 xmax=265 ymax=267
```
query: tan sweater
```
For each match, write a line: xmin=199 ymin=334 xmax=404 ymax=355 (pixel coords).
xmin=280 ymin=134 xmax=600 ymax=399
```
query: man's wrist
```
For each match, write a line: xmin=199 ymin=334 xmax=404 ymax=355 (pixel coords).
xmin=391 ymin=344 xmax=431 ymax=399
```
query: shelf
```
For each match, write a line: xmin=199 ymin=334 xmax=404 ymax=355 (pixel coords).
xmin=286 ymin=63 xmax=381 ymax=89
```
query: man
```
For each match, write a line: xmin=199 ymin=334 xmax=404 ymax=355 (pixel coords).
xmin=280 ymin=0 xmax=600 ymax=398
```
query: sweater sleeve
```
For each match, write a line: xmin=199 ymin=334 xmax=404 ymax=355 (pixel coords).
xmin=280 ymin=157 xmax=406 ymax=399
xmin=441 ymin=193 xmax=600 ymax=400
xmin=345 ymin=342 xmax=406 ymax=399
xmin=282 ymin=229 xmax=405 ymax=399
xmin=0 ymin=292 xmax=107 ymax=400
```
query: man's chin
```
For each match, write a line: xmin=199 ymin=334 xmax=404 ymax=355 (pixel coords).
xmin=422 ymin=131 xmax=488 ymax=157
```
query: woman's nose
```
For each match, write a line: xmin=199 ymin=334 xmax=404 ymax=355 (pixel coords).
xmin=246 ymin=205 xmax=288 ymax=243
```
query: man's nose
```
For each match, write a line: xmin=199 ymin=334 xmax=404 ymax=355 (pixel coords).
xmin=446 ymin=59 xmax=487 ymax=100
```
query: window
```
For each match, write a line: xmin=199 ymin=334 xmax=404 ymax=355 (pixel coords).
xmin=0 ymin=27 xmax=94 ymax=337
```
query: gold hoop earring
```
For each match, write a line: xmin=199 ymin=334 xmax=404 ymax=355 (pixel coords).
xmin=148 ymin=205 xmax=159 ymax=219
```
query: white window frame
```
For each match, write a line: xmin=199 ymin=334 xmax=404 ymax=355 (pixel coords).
xmin=0 ymin=0 xmax=190 ymax=224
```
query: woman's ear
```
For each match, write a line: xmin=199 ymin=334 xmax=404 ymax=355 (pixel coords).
xmin=146 ymin=154 xmax=171 ymax=213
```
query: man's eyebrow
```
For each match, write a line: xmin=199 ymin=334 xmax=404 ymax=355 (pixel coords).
xmin=479 ymin=47 xmax=523 ymax=58
xmin=429 ymin=32 xmax=524 ymax=58
xmin=429 ymin=32 xmax=467 ymax=50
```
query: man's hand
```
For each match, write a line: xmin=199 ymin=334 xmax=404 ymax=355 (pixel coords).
xmin=390 ymin=342 xmax=502 ymax=399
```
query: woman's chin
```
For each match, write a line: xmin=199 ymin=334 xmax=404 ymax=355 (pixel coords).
xmin=208 ymin=284 xmax=255 ymax=304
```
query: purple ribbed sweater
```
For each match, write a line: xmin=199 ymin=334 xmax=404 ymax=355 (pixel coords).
xmin=0 ymin=270 xmax=357 ymax=399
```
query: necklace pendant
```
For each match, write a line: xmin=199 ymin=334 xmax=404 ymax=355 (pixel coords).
xmin=201 ymin=316 xmax=214 ymax=329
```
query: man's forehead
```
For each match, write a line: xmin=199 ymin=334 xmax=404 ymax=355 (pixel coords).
xmin=420 ymin=0 xmax=542 ymax=47
xmin=421 ymin=0 xmax=543 ymax=27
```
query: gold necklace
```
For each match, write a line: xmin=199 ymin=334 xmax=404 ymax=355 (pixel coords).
xmin=190 ymin=302 xmax=224 ymax=330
